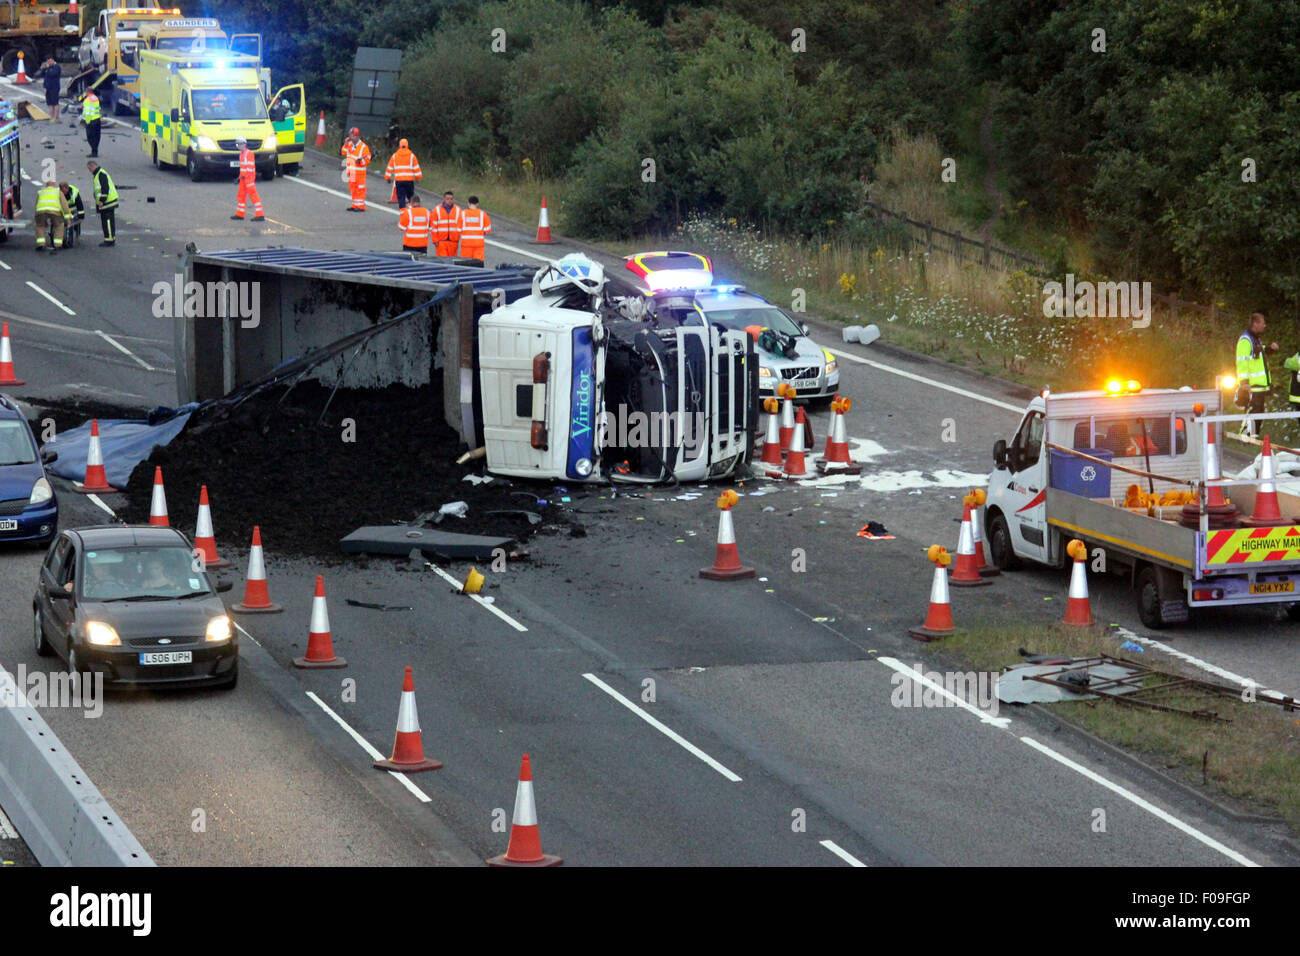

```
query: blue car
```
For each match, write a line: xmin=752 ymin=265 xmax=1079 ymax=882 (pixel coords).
xmin=0 ymin=394 xmax=58 ymax=547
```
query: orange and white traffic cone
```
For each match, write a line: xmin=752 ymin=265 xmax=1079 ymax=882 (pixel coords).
xmin=231 ymin=526 xmax=283 ymax=613
xmin=192 ymin=485 xmax=229 ymax=569
xmin=487 ymin=753 xmax=562 ymax=867
xmin=73 ymin=419 xmax=116 ymax=493
xmin=949 ymin=503 xmax=991 ymax=587
xmin=533 ymin=197 xmax=553 ymax=243
xmin=293 ymin=574 xmax=347 ymax=668
xmin=148 ymin=466 xmax=169 ymax=526
xmin=14 ymin=52 xmax=28 ymax=84
xmin=700 ymin=490 xmax=755 ymax=580
xmin=967 ymin=489 xmax=999 ymax=577
xmin=1063 ymin=538 xmax=1094 ymax=626
xmin=759 ymin=397 xmax=784 ymax=475
xmin=0 ymin=322 xmax=24 ymax=386
xmin=777 ymin=383 xmax=796 ymax=452
xmin=373 ymin=666 xmax=441 ymax=772
xmin=1243 ymin=436 xmax=1286 ymax=527
xmin=389 ymin=180 xmax=397 ymax=203
xmin=909 ymin=545 xmax=960 ymax=641
xmin=816 ymin=396 xmax=861 ymax=475
xmin=782 ymin=411 xmax=810 ymax=478
xmin=68 ymin=0 xmax=77 ymax=14
xmin=1180 ymin=414 xmax=1241 ymax=528
xmin=314 ymin=110 xmax=326 ymax=147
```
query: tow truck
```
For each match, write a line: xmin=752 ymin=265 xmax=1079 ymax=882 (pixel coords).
xmin=985 ymin=378 xmax=1300 ymax=627
xmin=0 ymin=0 xmax=80 ymax=76
xmin=76 ymin=0 xmax=186 ymax=114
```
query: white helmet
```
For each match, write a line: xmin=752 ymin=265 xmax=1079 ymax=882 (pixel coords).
xmin=534 ymin=253 xmax=605 ymax=297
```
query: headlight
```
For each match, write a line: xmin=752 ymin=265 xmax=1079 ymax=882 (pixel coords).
xmin=84 ymin=621 xmax=121 ymax=646
xmin=194 ymin=135 xmax=217 ymax=151
xmin=29 ymin=477 xmax=52 ymax=504
xmin=825 ymin=360 xmax=838 ymax=375
xmin=205 ymin=615 xmax=232 ymax=643
xmin=759 ymin=366 xmax=774 ymax=379
xmin=264 ymin=131 xmax=277 ymax=149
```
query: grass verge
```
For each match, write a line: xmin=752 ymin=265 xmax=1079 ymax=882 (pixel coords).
xmin=932 ymin=621 xmax=1300 ymax=830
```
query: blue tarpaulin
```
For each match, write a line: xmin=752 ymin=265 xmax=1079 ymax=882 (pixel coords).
xmin=43 ymin=405 xmax=199 ymax=490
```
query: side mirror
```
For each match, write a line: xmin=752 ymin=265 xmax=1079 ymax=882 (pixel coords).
xmin=170 ymin=107 xmax=179 ymax=123
xmin=993 ymin=439 xmax=1008 ymax=470
xmin=801 ymin=323 xmax=810 ymax=336
xmin=216 ymin=580 xmax=234 ymax=593
xmin=41 ymin=448 xmax=57 ymax=464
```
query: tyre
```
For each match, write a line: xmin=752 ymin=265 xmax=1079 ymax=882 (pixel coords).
xmin=259 ymin=164 xmax=274 ymax=181
xmin=34 ymin=607 xmax=53 ymax=657
xmin=1136 ymin=566 xmax=1179 ymax=629
xmin=283 ymin=162 xmax=300 ymax=176
xmin=152 ymin=142 xmax=160 ymax=168
xmin=187 ymin=151 xmax=203 ymax=182
xmin=987 ymin=510 xmax=1022 ymax=570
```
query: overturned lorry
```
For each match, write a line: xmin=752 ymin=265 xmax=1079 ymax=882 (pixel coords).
xmin=174 ymin=247 xmax=757 ymax=483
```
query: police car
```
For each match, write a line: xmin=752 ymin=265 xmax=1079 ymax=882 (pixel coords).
xmin=625 ymin=251 xmax=839 ymax=400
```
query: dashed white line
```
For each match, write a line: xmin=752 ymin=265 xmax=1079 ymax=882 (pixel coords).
xmin=877 ymin=656 xmax=1011 ymax=728
xmin=94 ymin=329 xmax=155 ymax=371
xmin=24 ymin=281 xmax=76 ymax=316
xmin=827 ymin=347 xmax=1024 ymax=414
xmin=819 ymin=839 xmax=866 ymax=866
xmin=1020 ymin=736 xmax=1258 ymax=866
xmin=426 ymin=564 xmax=528 ymax=632
xmin=0 ymin=259 xmax=10 ymax=270
xmin=305 ymin=691 xmax=432 ymax=804
xmin=0 ymin=807 xmax=17 ymax=840
xmin=582 ymin=672 xmax=742 ymax=782
xmin=85 ymin=493 xmax=116 ymax=518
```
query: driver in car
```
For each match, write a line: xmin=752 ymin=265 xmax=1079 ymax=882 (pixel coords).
xmin=74 ymin=558 xmax=130 ymax=599
xmin=140 ymin=556 xmax=173 ymax=591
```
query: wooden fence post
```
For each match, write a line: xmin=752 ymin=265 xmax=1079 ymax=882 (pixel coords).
xmin=924 ymin=220 xmax=933 ymax=255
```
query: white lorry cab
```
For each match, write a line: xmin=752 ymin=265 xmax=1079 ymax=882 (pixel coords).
xmin=477 ymin=254 xmax=757 ymax=483
xmin=986 ymin=379 xmax=1300 ymax=628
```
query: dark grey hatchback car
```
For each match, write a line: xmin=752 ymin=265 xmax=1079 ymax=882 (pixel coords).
xmin=33 ymin=526 xmax=238 ymax=689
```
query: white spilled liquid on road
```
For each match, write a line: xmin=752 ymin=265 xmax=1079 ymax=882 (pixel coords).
xmin=759 ymin=436 xmax=988 ymax=493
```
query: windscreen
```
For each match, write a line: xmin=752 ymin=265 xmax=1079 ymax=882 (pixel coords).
xmin=0 ymin=419 xmax=37 ymax=465
xmin=81 ymin=547 xmax=212 ymax=601
xmin=191 ymin=88 xmax=267 ymax=121
xmin=699 ymin=304 xmax=803 ymax=337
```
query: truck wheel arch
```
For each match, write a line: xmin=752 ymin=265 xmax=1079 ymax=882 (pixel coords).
xmin=985 ymin=507 xmax=1022 ymax=571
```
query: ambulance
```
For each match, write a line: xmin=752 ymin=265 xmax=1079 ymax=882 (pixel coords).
xmin=138 ymin=48 xmax=302 ymax=181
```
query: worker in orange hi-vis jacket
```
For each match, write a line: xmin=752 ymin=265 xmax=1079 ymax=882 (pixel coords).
xmin=229 ymin=135 xmax=265 ymax=221
xmin=398 ymin=193 xmax=431 ymax=255
xmin=459 ymin=195 xmax=491 ymax=262
xmin=340 ymin=127 xmax=372 ymax=211
xmin=430 ymin=190 xmax=463 ymax=257
xmin=384 ymin=138 xmax=422 ymax=210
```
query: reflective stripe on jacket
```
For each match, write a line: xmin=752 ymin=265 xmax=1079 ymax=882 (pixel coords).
xmin=430 ymin=203 xmax=463 ymax=242
xmin=385 ymin=148 xmax=421 ymax=181
xmin=1236 ymin=332 xmax=1270 ymax=392
xmin=239 ymin=147 xmax=256 ymax=184
xmin=341 ymin=139 xmax=371 ymax=168
xmin=461 ymin=208 xmax=491 ymax=240
xmin=93 ymin=168 xmax=118 ymax=208
xmin=399 ymin=206 xmax=431 ymax=246
xmin=82 ymin=94 xmax=100 ymax=122
xmin=35 ymin=184 xmax=66 ymax=215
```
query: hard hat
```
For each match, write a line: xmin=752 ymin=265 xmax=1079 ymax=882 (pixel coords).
xmin=235 ymin=134 xmax=247 ymax=144
xmin=399 ymin=138 xmax=408 ymax=148
xmin=349 ymin=127 xmax=359 ymax=136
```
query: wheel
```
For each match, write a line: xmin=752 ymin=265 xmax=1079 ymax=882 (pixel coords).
xmin=187 ymin=151 xmax=203 ymax=182
xmin=259 ymin=164 xmax=275 ymax=181
xmin=283 ymin=162 xmax=300 ymax=176
xmin=986 ymin=510 xmax=1022 ymax=570
xmin=152 ymin=142 xmax=160 ymax=168
xmin=1136 ymin=566 xmax=1167 ymax=629
xmin=34 ymin=607 xmax=53 ymax=657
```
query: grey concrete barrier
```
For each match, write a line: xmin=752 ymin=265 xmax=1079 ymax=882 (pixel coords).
xmin=0 ymin=665 xmax=153 ymax=866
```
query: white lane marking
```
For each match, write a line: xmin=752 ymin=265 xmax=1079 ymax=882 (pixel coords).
xmin=86 ymin=493 xmax=116 ymax=518
xmin=94 ymin=329 xmax=155 ymax=371
xmin=281 ymin=173 xmax=551 ymax=262
xmin=1 ymin=309 xmax=168 ymax=345
xmin=819 ymin=839 xmax=867 ymax=867
xmin=0 ymin=806 xmax=17 ymax=839
xmin=305 ymin=691 xmax=432 ymax=804
xmin=24 ymin=281 xmax=76 ymax=316
xmin=427 ymin=564 xmax=528 ymax=632
xmin=1113 ymin=626 xmax=1289 ymax=698
xmin=582 ymin=672 xmax=743 ymax=782
xmin=230 ymin=621 xmax=262 ymax=648
xmin=877 ymin=656 xmax=1010 ymax=728
xmin=1020 ymin=736 xmax=1257 ymax=867
xmin=827 ymin=347 xmax=1023 ymax=414
xmin=0 ymin=259 xmax=10 ymax=270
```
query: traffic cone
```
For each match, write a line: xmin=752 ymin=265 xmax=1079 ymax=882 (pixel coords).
xmin=14 ymin=52 xmax=28 ymax=84
xmin=73 ymin=418 xmax=116 ymax=493
xmin=533 ymin=197 xmax=553 ymax=243
xmin=909 ymin=545 xmax=960 ymax=641
xmin=0 ymin=323 xmax=23 ymax=386
xmin=1063 ymin=539 xmax=1094 ymax=626
xmin=700 ymin=490 xmax=755 ymax=580
xmin=487 ymin=754 xmax=562 ymax=867
xmin=949 ymin=503 xmax=991 ymax=587
xmin=759 ymin=397 xmax=784 ymax=475
xmin=231 ymin=526 xmax=283 ymax=613
xmin=967 ymin=489 xmax=1000 ymax=577
xmin=147 ymin=466 xmax=168 ymax=526
xmin=816 ymin=396 xmax=861 ymax=475
xmin=68 ymin=0 xmax=77 ymax=13
xmin=373 ymin=666 xmax=441 ymax=772
xmin=314 ymin=110 xmax=326 ymax=147
xmin=777 ymin=383 xmax=796 ymax=452
xmin=1244 ymin=436 xmax=1286 ymax=527
xmin=389 ymin=180 xmax=397 ymax=203
xmin=293 ymin=574 xmax=347 ymax=668
xmin=192 ymin=485 xmax=230 ymax=569
xmin=782 ymin=410 xmax=810 ymax=478
xmin=1179 ymin=416 xmax=1240 ymax=528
